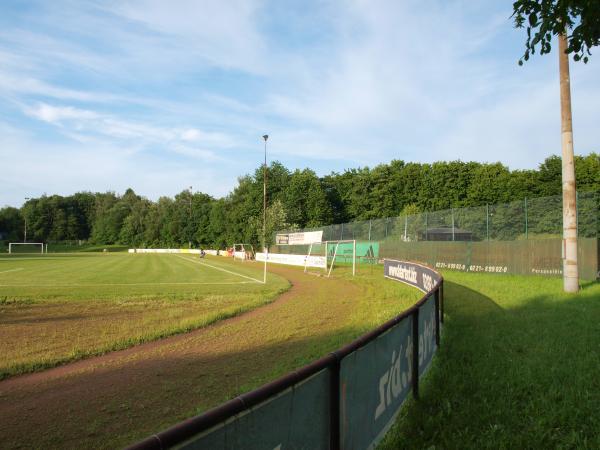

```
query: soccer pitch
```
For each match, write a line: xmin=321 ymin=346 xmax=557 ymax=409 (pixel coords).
xmin=0 ymin=253 xmax=289 ymax=378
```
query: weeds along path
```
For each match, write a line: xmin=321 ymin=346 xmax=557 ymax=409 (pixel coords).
xmin=0 ymin=264 xmax=372 ymax=449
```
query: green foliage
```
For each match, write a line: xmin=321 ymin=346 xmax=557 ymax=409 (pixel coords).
xmin=284 ymin=168 xmax=333 ymax=227
xmin=249 ymin=199 xmax=298 ymax=248
xmin=513 ymin=0 xmax=600 ymax=64
xmin=0 ymin=207 xmax=23 ymax=241
xmin=2 ymin=154 xmax=599 ymax=248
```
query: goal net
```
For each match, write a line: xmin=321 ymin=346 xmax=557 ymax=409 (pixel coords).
xmin=232 ymin=243 xmax=255 ymax=262
xmin=304 ymin=240 xmax=356 ymax=277
xmin=8 ymin=242 xmax=46 ymax=254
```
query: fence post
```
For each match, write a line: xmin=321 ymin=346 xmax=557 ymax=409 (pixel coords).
xmin=329 ymin=353 xmax=341 ymax=450
xmin=486 ymin=204 xmax=489 ymax=241
xmin=368 ymin=219 xmax=372 ymax=241
xmin=440 ymin=281 xmax=444 ymax=324
xmin=434 ymin=290 xmax=440 ymax=347
xmin=425 ymin=213 xmax=428 ymax=241
xmin=412 ymin=309 xmax=420 ymax=399
xmin=404 ymin=215 xmax=408 ymax=241
xmin=524 ymin=197 xmax=528 ymax=239
xmin=352 ymin=240 xmax=356 ymax=276
xmin=451 ymin=209 xmax=455 ymax=241
xmin=385 ymin=218 xmax=388 ymax=238
xmin=340 ymin=223 xmax=344 ymax=240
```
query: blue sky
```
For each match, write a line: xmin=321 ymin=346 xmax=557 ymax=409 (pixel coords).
xmin=1 ymin=0 xmax=598 ymax=207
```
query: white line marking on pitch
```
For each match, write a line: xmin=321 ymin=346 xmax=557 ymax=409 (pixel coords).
xmin=174 ymin=255 xmax=263 ymax=284
xmin=0 ymin=268 xmax=24 ymax=275
xmin=0 ymin=281 xmax=254 ymax=287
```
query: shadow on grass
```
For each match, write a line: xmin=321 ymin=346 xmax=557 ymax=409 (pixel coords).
xmin=380 ymin=278 xmax=600 ymax=449
xmin=0 ymin=324 xmax=366 ymax=450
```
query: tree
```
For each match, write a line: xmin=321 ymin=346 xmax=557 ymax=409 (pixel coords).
xmin=467 ymin=163 xmax=512 ymax=205
xmin=249 ymin=199 xmax=296 ymax=248
xmin=284 ymin=169 xmax=332 ymax=228
xmin=0 ymin=207 xmax=24 ymax=242
xmin=513 ymin=0 xmax=600 ymax=64
xmin=513 ymin=0 xmax=599 ymax=292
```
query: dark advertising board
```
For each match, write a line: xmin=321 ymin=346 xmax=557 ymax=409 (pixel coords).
xmin=418 ymin=295 xmax=437 ymax=376
xmin=178 ymin=369 xmax=330 ymax=450
xmin=384 ymin=258 xmax=441 ymax=293
xmin=339 ymin=318 xmax=413 ymax=450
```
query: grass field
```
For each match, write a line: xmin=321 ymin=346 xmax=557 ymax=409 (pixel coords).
xmin=0 ymin=253 xmax=289 ymax=379
xmin=3 ymin=254 xmax=597 ymax=449
xmin=380 ymin=272 xmax=600 ymax=449
xmin=0 ymin=262 xmax=423 ymax=449
xmin=0 ymin=242 xmax=130 ymax=253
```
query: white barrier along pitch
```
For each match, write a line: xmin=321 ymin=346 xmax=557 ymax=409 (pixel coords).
xmin=128 ymin=249 xmax=208 ymax=254
xmin=256 ymin=252 xmax=326 ymax=269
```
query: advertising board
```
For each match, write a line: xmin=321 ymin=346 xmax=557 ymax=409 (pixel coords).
xmin=383 ymin=259 xmax=440 ymax=293
xmin=178 ymin=370 xmax=330 ymax=450
xmin=256 ymin=252 xmax=326 ymax=269
xmin=276 ymin=231 xmax=323 ymax=246
xmin=340 ymin=319 xmax=413 ymax=450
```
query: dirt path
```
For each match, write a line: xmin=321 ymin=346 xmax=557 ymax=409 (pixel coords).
xmin=0 ymin=264 xmax=362 ymax=449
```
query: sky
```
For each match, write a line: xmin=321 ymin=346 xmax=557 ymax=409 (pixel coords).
xmin=1 ymin=0 xmax=598 ymax=208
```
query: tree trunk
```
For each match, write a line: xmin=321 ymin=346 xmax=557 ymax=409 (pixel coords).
xmin=558 ymin=33 xmax=579 ymax=293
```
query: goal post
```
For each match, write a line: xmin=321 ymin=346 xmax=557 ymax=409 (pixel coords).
xmin=303 ymin=242 xmax=327 ymax=275
xmin=8 ymin=242 xmax=46 ymax=254
xmin=232 ymin=243 xmax=255 ymax=262
xmin=273 ymin=231 xmax=355 ymax=278
xmin=325 ymin=240 xmax=356 ymax=277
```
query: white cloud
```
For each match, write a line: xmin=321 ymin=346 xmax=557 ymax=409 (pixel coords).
xmin=25 ymin=103 xmax=100 ymax=124
xmin=0 ymin=122 xmax=234 ymax=207
xmin=107 ymin=0 xmax=267 ymax=73
xmin=0 ymin=0 xmax=598 ymax=208
xmin=20 ymin=102 xmax=240 ymax=164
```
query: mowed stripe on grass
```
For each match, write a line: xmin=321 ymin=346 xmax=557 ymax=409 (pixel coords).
xmin=0 ymin=253 xmax=259 ymax=287
xmin=0 ymin=254 xmax=289 ymax=379
xmin=0 ymin=263 xmax=421 ymax=449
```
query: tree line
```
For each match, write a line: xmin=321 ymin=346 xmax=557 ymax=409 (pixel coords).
xmin=1 ymin=153 xmax=598 ymax=249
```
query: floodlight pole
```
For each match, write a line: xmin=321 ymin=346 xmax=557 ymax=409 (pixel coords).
xmin=262 ymin=134 xmax=269 ymax=284
xmin=189 ymin=186 xmax=193 ymax=249
xmin=24 ymin=197 xmax=30 ymax=243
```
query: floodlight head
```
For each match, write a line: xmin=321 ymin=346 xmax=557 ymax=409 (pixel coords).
xmin=262 ymin=134 xmax=269 ymax=141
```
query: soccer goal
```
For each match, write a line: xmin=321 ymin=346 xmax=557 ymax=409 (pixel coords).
xmin=304 ymin=240 xmax=356 ymax=277
xmin=8 ymin=242 xmax=47 ymax=254
xmin=232 ymin=243 xmax=255 ymax=262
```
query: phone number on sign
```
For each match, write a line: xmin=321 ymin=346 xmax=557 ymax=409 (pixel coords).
xmin=435 ymin=262 xmax=466 ymax=270
xmin=468 ymin=265 xmax=508 ymax=273
xmin=435 ymin=262 xmax=508 ymax=273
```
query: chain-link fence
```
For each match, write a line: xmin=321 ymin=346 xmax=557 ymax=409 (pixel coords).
xmin=272 ymin=192 xmax=599 ymax=279
xmin=276 ymin=191 xmax=599 ymax=243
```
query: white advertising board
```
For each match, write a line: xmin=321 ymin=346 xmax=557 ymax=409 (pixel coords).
xmin=256 ymin=252 xmax=326 ymax=269
xmin=233 ymin=251 xmax=247 ymax=260
xmin=275 ymin=231 xmax=323 ymax=245
xmin=128 ymin=248 xmax=203 ymax=254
